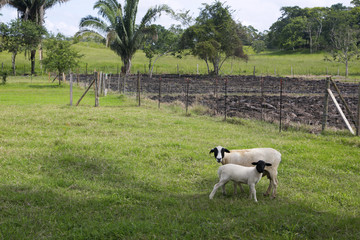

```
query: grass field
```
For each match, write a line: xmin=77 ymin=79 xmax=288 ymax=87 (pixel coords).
xmin=0 ymin=76 xmax=359 ymax=239
xmin=1 ymin=42 xmax=360 ymax=81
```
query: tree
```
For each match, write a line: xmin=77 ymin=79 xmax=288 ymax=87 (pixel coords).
xmin=304 ymin=7 xmax=326 ymax=53
xmin=0 ymin=19 xmax=46 ymax=75
xmin=0 ymin=0 xmax=70 ymax=74
xmin=280 ymin=16 xmax=307 ymax=50
xmin=330 ymin=25 xmax=359 ymax=77
xmin=180 ymin=1 xmax=247 ymax=75
xmin=76 ymin=0 xmax=172 ymax=75
xmin=143 ymin=24 xmax=182 ymax=78
xmin=42 ymin=34 xmax=82 ymax=85
xmin=351 ymin=0 xmax=360 ymax=7
xmin=252 ymin=40 xmax=266 ymax=53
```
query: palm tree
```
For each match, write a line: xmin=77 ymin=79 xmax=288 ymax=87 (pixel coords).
xmin=77 ymin=0 xmax=171 ymax=74
xmin=0 ymin=0 xmax=70 ymax=74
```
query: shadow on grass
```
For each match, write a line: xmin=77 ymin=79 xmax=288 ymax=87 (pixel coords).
xmin=1 ymin=179 xmax=359 ymax=239
xmin=1 ymin=151 xmax=359 ymax=239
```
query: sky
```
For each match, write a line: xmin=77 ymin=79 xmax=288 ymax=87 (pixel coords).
xmin=0 ymin=0 xmax=353 ymax=36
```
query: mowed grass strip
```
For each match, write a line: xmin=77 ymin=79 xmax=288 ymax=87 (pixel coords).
xmin=0 ymin=77 xmax=359 ymax=239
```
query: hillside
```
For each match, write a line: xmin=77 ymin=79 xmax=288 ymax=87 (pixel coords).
xmin=1 ymin=42 xmax=360 ymax=80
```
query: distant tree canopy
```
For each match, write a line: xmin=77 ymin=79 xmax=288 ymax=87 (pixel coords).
xmin=180 ymin=1 xmax=247 ymax=75
xmin=0 ymin=19 xmax=46 ymax=75
xmin=0 ymin=0 xmax=71 ymax=74
xmin=266 ymin=4 xmax=360 ymax=53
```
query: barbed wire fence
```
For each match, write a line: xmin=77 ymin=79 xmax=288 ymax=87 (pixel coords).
xmin=70 ymin=72 xmax=360 ymax=134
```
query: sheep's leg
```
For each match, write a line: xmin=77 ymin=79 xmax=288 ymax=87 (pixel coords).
xmin=270 ymin=176 xmax=278 ymax=199
xmin=264 ymin=171 xmax=278 ymax=199
xmin=210 ymin=180 xmax=228 ymax=199
xmin=249 ymin=183 xmax=257 ymax=202
xmin=264 ymin=180 xmax=272 ymax=197
xmin=222 ymin=183 xmax=226 ymax=195
xmin=263 ymin=171 xmax=272 ymax=197
xmin=233 ymin=182 xmax=244 ymax=195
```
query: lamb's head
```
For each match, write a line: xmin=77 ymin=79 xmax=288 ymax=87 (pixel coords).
xmin=252 ymin=160 xmax=272 ymax=173
xmin=209 ymin=146 xmax=230 ymax=163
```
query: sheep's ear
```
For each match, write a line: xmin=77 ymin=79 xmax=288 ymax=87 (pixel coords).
xmin=266 ymin=163 xmax=272 ymax=166
xmin=209 ymin=148 xmax=215 ymax=154
xmin=224 ymin=148 xmax=230 ymax=153
xmin=252 ymin=162 xmax=258 ymax=165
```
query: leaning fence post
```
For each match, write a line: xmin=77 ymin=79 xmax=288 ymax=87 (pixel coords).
xmin=322 ymin=77 xmax=331 ymax=133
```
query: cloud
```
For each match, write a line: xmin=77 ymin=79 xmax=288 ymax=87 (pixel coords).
xmin=0 ymin=7 xmax=17 ymax=23
xmin=45 ymin=20 xmax=79 ymax=36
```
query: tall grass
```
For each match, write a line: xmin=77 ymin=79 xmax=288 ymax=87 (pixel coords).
xmin=1 ymin=43 xmax=360 ymax=81
xmin=0 ymin=76 xmax=359 ymax=239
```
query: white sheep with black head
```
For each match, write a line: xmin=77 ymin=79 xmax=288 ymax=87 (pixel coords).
xmin=209 ymin=146 xmax=281 ymax=199
xmin=209 ymin=160 xmax=272 ymax=202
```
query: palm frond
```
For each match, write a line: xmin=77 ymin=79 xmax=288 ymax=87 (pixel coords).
xmin=75 ymin=29 xmax=105 ymax=40
xmin=94 ymin=0 xmax=120 ymax=25
xmin=79 ymin=15 xmax=109 ymax=35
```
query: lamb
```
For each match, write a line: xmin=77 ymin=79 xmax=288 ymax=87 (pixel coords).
xmin=209 ymin=161 xmax=272 ymax=202
xmin=209 ymin=146 xmax=281 ymax=199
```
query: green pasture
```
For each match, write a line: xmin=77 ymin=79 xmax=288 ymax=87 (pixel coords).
xmin=0 ymin=76 xmax=359 ymax=239
xmin=1 ymin=43 xmax=360 ymax=81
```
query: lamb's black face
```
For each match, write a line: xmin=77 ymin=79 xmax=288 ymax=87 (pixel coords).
xmin=252 ymin=160 xmax=272 ymax=173
xmin=209 ymin=146 xmax=230 ymax=163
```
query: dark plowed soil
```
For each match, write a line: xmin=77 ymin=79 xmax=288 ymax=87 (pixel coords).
xmin=75 ymin=73 xmax=359 ymax=132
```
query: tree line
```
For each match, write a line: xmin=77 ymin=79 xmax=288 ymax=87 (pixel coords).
xmin=1 ymin=0 xmax=360 ymax=77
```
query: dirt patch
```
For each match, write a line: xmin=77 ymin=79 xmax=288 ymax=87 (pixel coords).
xmin=75 ymin=73 xmax=359 ymax=132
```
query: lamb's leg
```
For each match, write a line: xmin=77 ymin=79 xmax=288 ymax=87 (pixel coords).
xmin=222 ymin=183 xmax=226 ymax=195
xmin=210 ymin=180 xmax=228 ymax=199
xmin=249 ymin=183 xmax=257 ymax=202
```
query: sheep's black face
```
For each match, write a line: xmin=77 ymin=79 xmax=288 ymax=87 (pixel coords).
xmin=252 ymin=160 xmax=272 ymax=173
xmin=209 ymin=146 xmax=230 ymax=163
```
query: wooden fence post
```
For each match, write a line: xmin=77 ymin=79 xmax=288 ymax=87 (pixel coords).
xmin=357 ymin=83 xmax=360 ymax=136
xmin=261 ymin=76 xmax=264 ymax=121
xmin=330 ymin=78 xmax=357 ymax=127
xmin=224 ymin=78 xmax=228 ymax=121
xmin=322 ymin=77 xmax=331 ymax=133
xmin=158 ymin=77 xmax=162 ymax=109
xmin=75 ymin=78 xmax=95 ymax=106
xmin=117 ymin=73 xmax=121 ymax=93
xmin=186 ymin=78 xmax=190 ymax=114
xmin=137 ymin=71 xmax=141 ymax=106
xmin=95 ymin=71 xmax=99 ymax=107
xmin=69 ymin=73 xmax=73 ymax=106
xmin=279 ymin=78 xmax=283 ymax=132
